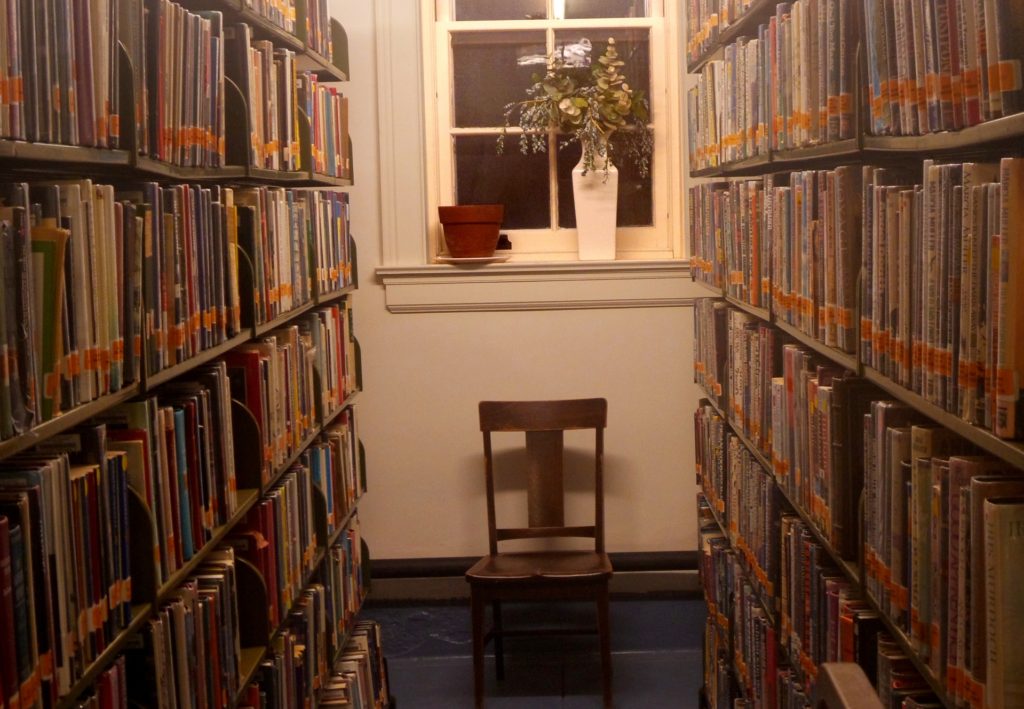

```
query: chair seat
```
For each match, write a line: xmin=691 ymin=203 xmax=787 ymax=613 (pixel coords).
xmin=466 ymin=551 xmax=612 ymax=583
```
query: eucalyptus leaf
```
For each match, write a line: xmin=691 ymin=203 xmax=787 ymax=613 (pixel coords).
xmin=497 ymin=36 xmax=653 ymax=178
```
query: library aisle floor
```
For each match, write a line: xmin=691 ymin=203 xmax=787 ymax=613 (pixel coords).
xmin=362 ymin=598 xmax=705 ymax=707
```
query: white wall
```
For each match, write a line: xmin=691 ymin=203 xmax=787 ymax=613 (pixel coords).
xmin=333 ymin=0 xmax=702 ymax=560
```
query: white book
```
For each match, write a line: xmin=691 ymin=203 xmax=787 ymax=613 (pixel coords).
xmin=994 ymin=158 xmax=1024 ymax=439
xmin=984 ymin=496 xmax=1024 ymax=709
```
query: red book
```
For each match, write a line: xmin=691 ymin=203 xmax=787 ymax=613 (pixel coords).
xmin=199 ymin=589 xmax=223 ymax=707
xmin=260 ymin=499 xmax=280 ymax=627
xmin=223 ymin=347 xmax=269 ymax=478
xmin=85 ymin=467 xmax=108 ymax=655
xmin=160 ymin=407 xmax=185 ymax=567
xmin=178 ymin=398 xmax=207 ymax=549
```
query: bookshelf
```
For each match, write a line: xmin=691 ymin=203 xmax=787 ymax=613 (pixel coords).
xmin=688 ymin=1 xmax=1024 ymax=708
xmin=0 ymin=1 xmax=388 ymax=707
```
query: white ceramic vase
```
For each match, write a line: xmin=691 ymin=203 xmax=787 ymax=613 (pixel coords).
xmin=572 ymin=139 xmax=618 ymax=260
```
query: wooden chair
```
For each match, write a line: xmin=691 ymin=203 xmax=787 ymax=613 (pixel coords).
xmin=466 ymin=398 xmax=613 ymax=708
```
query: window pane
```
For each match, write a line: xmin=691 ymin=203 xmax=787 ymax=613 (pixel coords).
xmin=455 ymin=135 xmax=551 ymax=230
xmin=452 ymin=31 xmax=547 ymax=128
xmin=552 ymin=29 xmax=651 ymax=108
xmin=454 ymin=0 xmax=547 ymax=21
xmin=556 ymin=135 xmax=653 ymax=228
xmin=562 ymin=0 xmax=649 ymax=18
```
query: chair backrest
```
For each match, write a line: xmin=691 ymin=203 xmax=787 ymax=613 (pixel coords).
xmin=478 ymin=399 xmax=608 ymax=555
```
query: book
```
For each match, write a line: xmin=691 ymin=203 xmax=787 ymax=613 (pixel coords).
xmin=0 ymin=515 xmax=18 ymax=709
xmin=994 ymin=158 xmax=1024 ymax=439
xmin=0 ymin=494 xmax=42 ymax=709
xmin=983 ymin=496 xmax=1024 ymax=709
xmin=908 ymin=426 xmax=966 ymax=661
xmin=968 ymin=474 xmax=1024 ymax=703
xmin=143 ymin=0 xmax=225 ymax=168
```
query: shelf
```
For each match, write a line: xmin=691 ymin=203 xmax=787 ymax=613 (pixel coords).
xmin=175 ymin=0 xmax=348 ymax=82
xmin=863 ymin=112 xmax=1024 ymax=155
xmin=771 ymin=138 xmax=862 ymax=167
xmin=699 ymin=484 xmax=776 ymax=629
xmin=231 ymin=526 xmax=362 ymax=707
xmin=724 ymin=294 xmax=770 ymax=322
xmin=307 ymin=172 xmax=353 ymax=188
xmin=316 ymin=284 xmax=356 ymax=305
xmin=262 ymin=401 xmax=349 ymax=494
xmin=135 ymin=155 xmax=247 ymax=182
xmin=699 ymin=388 xmax=728 ymax=422
xmin=0 ymin=140 xmax=131 ymax=169
xmin=246 ymin=166 xmax=311 ymax=184
xmin=0 ymin=384 xmax=143 ymax=459
xmin=692 ymin=279 xmax=724 ymax=298
xmin=687 ymin=0 xmax=778 ymax=74
xmin=326 ymin=502 xmax=361 ymax=548
xmin=296 ymin=48 xmax=349 ymax=82
xmin=310 ymin=625 xmax=360 ymax=709
xmin=234 ymin=646 xmax=269 ymax=706
xmin=176 ymin=0 xmax=304 ymax=53
xmin=720 ymin=154 xmax=771 ymax=176
xmin=144 ymin=332 xmax=252 ymax=391
xmin=861 ymin=589 xmax=954 ymax=709
xmin=254 ymin=299 xmax=319 ymax=337
xmin=728 ymin=412 xmax=774 ymax=478
xmin=690 ymin=164 xmax=727 ymax=178
xmin=774 ymin=320 xmax=860 ymax=374
xmin=862 ymin=367 xmax=1024 ymax=469
xmin=0 ymin=5 xmax=363 ymax=708
xmin=773 ymin=481 xmax=860 ymax=585
xmin=692 ymin=115 xmax=1024 ymax=182
xmin=155 ymin=488 xmax=262 ymax=599
xmin=691 ymin=140 xmax=863 ymax=180
xmin=54 ymin=602 xmax=155 ymax=709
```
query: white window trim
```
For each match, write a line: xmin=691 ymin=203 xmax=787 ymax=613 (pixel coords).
xmin=373 ymin=0 xmax=692 ymax=313
xmin=434 ymin=13 xmax=669 ymax=258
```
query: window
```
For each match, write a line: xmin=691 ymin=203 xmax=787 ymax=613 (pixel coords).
xmin=426 ymin=0 xmax=680 ymax=261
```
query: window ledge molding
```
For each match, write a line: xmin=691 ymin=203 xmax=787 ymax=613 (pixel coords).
xmin=376 ymin=259 xmax=702 ymax=313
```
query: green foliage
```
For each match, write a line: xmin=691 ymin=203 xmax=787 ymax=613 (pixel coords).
xmin=497 ymin=38 xmax=653 ymax=177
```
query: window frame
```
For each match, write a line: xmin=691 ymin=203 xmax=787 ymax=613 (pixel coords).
xmin=424 ymin=0 xmax=684 ymax=262
xmin=371 ymin=0 xmax=693 ymax=313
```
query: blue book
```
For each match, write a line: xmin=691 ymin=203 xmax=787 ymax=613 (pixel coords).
xmin=309 ymin=446 xmax=328 ymax=525
xmin=6 ymin=523 xmax=32 ymax=692
xmin=174 ymin=408 xmax=195 ymax=560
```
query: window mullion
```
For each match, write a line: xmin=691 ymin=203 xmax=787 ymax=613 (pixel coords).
xmin=547 ymin=26 xmax=559 ymax=232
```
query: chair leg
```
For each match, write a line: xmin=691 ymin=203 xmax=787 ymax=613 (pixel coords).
xmin=596 ymin=585 xmax=613 ymax=709
xmin=492 ymin=601 xmax=505 ymax=681
xmin=471 ymin=588 xmax=486 ymax=709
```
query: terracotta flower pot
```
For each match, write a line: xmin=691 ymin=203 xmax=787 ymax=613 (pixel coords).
xmin=438 ymin=204 xmax=504 ymax=258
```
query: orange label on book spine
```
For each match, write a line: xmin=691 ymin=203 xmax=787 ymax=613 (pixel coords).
xmin=43 ymin=371 xmax=60 ymax=400
xmin=37 ymin=649 xmax=53 ymax=679
xmin=20 ymin=670 xmax=39 ymax=709
xmin=939 ymin=75 xmax=953 ymax=102
xmin=168 ymin=325 xmax=184 ymax=349
xmin=967 ymin=677 xmax=983 ymax=708
xmin=67 ymin=351 xmax=81 ymax=376
xmin=990 ymin=61 xmax=1023 ymax=92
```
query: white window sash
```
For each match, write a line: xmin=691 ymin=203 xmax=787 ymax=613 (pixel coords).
xmin=430 ymin=0 xmax=680 ymax=260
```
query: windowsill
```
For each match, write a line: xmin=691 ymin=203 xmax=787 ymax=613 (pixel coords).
xmin=376 ymin=258 xmax=703 ymax=313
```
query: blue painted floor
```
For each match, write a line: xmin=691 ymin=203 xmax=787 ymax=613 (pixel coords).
xmin=361 ymin=599 xmax=706 ymax=708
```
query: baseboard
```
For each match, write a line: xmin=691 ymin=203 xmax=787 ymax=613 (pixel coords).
xmin=366 ymin=551 xmax=700 ymax=603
